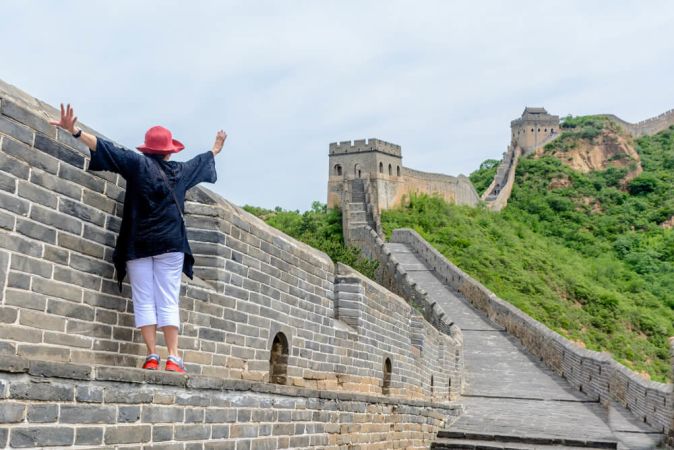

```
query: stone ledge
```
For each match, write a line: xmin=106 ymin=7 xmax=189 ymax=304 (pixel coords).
xmin=0 ymin=355 xmax=463 ymax=413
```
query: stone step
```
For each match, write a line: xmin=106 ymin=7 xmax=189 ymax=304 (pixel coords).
xmin=349 ymin=211 xmax=366 ymax=222
xmin=434 ymin=431 xmax=617 ymax=449
xmin=431 ymin=438 xmax=613 ymax=450
xmin=348 ymin=203 xmax=365 ymax=212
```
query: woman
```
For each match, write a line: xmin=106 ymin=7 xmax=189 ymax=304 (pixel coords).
xmin=50 ymin=104 xmax=227 ymax=373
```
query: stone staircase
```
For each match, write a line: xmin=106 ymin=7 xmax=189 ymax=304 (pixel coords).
xmin=383 ymin=242 xmax=666 ymax=450
xmin=432 ymin=430 xmax=618 ymax=449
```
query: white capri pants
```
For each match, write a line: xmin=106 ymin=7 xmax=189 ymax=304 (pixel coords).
xmin=126 ymin=252 xmax=184 ymax=329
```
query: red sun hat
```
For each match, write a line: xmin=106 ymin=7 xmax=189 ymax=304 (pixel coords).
xmin=136 ymin=126 xmax=185 ymax=154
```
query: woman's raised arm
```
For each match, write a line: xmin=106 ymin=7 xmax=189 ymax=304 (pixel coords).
xmin=49 ymin=103 xmax=97 ymax=151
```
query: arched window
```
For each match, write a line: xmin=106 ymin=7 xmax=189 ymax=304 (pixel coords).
xmin=334 ymin=164 xmax=342 ymax=176
xmin=269 ymin=332 xmax=289 ymax=385
xmin=448 ymin=377 xmax=452 ymax=399
xmin=531 ymin=128 xmax=534 ymax=132
xmin=537 ymin=128 xmax=540 ymax=132
xmin=396 ymin=166 xmax=400 ymax=177
xmin=358 ymin=169 xmax=362 ymax=178
xmin=388 ymin=164 xmax=392 ymax=176
xmin=379 ymin=162 xmax=383 ymax=173
xmin=430 ymin=375 xmax=434 ymax=395
xmin=382 ymin=357 xmax=392 ymax=395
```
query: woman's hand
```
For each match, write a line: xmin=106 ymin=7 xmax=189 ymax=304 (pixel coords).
xmin=212 ymin=130 xmax=227 ymax=156
xmin=49 ymin=103 xmax=78 ymax=134
xmin=48 ymin=102 xmax=97 ymax=151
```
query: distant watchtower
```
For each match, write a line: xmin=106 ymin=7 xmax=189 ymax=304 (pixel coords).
xmin=327 ymin=138 xmax=403 ymax=209
xmin=511 ymin=107 xmax=560 ymax=154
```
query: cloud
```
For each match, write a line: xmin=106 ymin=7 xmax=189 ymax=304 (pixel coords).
xmin=2 ymin=0 xmax=673 ymax=209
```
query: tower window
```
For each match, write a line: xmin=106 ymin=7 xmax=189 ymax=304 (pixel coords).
xmin=379 ymin=162 xmax=383 ymax=173
xmin=383 ymin=357 xmax=392 ymax=395
xmin=269 ymin=332 xmax=289 ymax=385
xmin=334 ymin=164 xmax=342 ymax=176
xmin=397 ymin=166 xmax=400 ymax=176
xmin=388 ymin=164 xmax=392 ymax=176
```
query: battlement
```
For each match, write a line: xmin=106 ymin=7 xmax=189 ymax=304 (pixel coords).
xmin=329 ymin=138 xmax=402 ymax=157
xmin=511 ymin=106 xmax=560 ymax=127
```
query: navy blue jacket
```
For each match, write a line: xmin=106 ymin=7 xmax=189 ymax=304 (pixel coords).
xmin=88 ymin=137 xmax=217 ymax=291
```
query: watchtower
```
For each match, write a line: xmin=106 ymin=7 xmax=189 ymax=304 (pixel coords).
xmin=511 ymin=107 xmax=560 ymax=154
xmin=327 ymin=138 xmax=403 ymax=208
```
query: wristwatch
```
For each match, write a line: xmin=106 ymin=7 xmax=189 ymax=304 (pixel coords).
xmin=72 ymin=128 xmax=82 ymax=138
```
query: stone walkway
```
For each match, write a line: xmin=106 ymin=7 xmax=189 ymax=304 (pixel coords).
xmin=385 ymin=243 xmax=664 ymax=450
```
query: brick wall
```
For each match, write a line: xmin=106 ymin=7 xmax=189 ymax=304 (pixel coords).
xmin=0 ymin=79 xmax=463 ymax=447
xmin=0 ymin=357 xmax=461 ymax=449
xmin=392 ymin=228 xmax=674 ymax=435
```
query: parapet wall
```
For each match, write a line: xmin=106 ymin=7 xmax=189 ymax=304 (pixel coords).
xmin=604 ymin=109 xmax=674 ymax=138
xmin=329 ymin=138 xmax=402 ymax=157
xmin=0 ymin=80 xmax=464 ymax=447
xmin=0 ymin=357 xmax=460 ymax=449
xmin=391 ymin=228 xmax=674 ymax=435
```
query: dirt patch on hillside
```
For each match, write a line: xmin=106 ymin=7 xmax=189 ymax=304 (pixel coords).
xmin=661 ymin=216 xmax=674 ymax=229
xmin=536 ymin=130 xmax=642 ymax=184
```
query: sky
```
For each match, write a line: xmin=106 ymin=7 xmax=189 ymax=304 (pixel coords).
xmin=2 ymin=1 xmax=674 ymax=210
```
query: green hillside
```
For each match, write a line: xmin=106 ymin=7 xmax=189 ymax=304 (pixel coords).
xmin=382 ymin=119 xmax=674 ymax=382
xmin=243 ymin=202 xmax=378 ymax=279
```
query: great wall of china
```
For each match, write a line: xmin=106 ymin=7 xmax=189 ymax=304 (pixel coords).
xmin=0 ymin=78 xmax=671 ymax=449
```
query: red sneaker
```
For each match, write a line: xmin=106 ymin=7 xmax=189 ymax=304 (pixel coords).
xmin=165 ymin=355 xmax=186 ymax=373
xmin=142 ymin=354 xmax=160 ymax=370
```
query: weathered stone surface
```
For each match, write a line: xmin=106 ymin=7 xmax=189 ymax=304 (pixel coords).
xmin=10 ymin=427 xmax=74 ymax=448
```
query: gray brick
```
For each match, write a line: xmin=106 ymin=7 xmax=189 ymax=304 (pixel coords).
xmin=152 ymin=425 xmax=174 ymax=442
xmin=58 ymin=163 xmax=105 ymax=192
xmin=0 ymin=403 xmax=25 ymax=422
xmin=211 ymin=424 xmax=231 ymax=439
xmin=0 ymin=306 xmax=17 ymax=323
xmin=34 ymin=277 xmax=82 ymax=302
xmin=11 ymin=253 xmax=53 ymax=278
xmin=59 ymin=196 xmax=106 ymax=226
xmin=10 ymin=381 xmax=74 ymax=401
xmin=83 ymin=189 xmax=116 ymax=214
xmin=56 ymin=127 xmax=90 ymax=154
xmin=58 ymin=232 xmax=104 ymax=258
xmin=0 ymin=115 xmax=34 ymax=144
xmin=174 ymin=424 xmax=210 ymax=441
xmin=17 ymin=180 xmax=57 ymax=208
xmin=0 ymin=231 xmax=43 ymax=256
xmin=185 ymin=408 xmax=205 ymax=423
xmin=119 ymin=405 xmax=141 ymax=422
xmin=16 ymin=218 xmax=56 ymax=243
xmin=61 ymin=405 xmax=116 ymax=423
xmin=83 ymin=291 xmax=126 ymax=312
xmin=1 ymin=136 xmax=59 ymax=174
xmin=54 ymin=266 xmax=101 ymax=290
xmin=47 ymin=298 xmax=93 ymax=320
xmin=17 ymin=343 xmax=70 ymax=361
xmin=10 ymin=426 xmax=74 ymax=448
xmin=76 ymin=385 xmax=104 ymax=403
xmin=83 ymin=223 xmax=116 ymax=247
xmin=0 ymin=151 xmax=30 ymax=179
xmin=1 ymin=99 xmax=54 ymax=136
xmin=142 ymin=405 xmax=184 ymax=423
xmin=4 ymin=289 xmax=46 ymax=311
xmin=75 ymin=427 xmax=104 ymax=446
xmin=44 ymin=245 xmax=69 ymax=264
xmin=0 ymin=171 xmax=16 ymax=193
xmin=104 ymin=387 xmax=152 ymax=403
xmin=30 ymin=168 xmax=82 ymax=199
xmin=0 ymin=341 xmax=15 ymax=356
xmin=0 ymin=325 xmax=41 ymax=343
xmin=70 ymin=253 xmax=114 ymax=278
xmin=104 ymin=425 xmax=151 ymax=445
xmin=0 ymin=190 xmax=29 ymax=216
xmin=27 ymin=404 xmax=58 ymax=423
xmin=28 ymin=360 xmax=91 ymax=380
xmin=0 ymin=355 xmax=29 ymax=373
xmin=34 ymin=134 xmax=86 ymax=168
xmin=19 ymin=309 xmax=65 ymax=331
xmin=6 ymin=271 xmax=29 ymax=289
xmin=44 ymin=330 xmax=92 ymax=348
xmin=0 ymin=210 xmax=14 ymax=231
xmin=30 ymin=204 xmax=82 ymax=234
xmin=206 ymin=408 xmax=237 ymax=423
xmin=67 ymin=320 xmax=111 ymax=339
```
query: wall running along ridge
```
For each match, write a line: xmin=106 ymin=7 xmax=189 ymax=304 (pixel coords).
xmin=390 ymin=228 xmax=674 ymax=436
xmin=0 ymin=79 xmax=463 ymax=448
xmin=604 ymin=109 xmax=674 ymax=138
